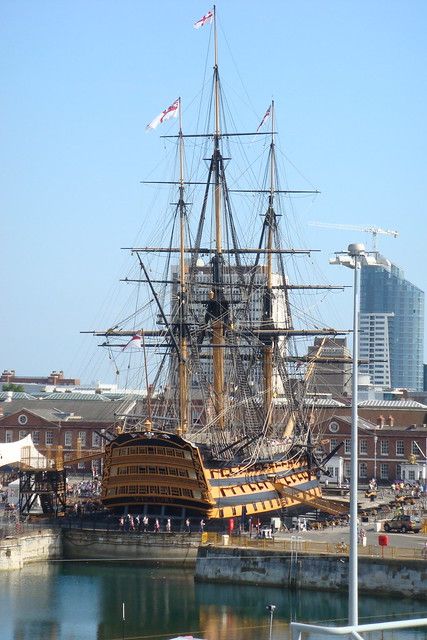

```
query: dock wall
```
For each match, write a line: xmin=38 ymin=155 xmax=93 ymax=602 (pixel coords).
xmin=195 ymin=546 xmax=427 ymax=598
xmin=62 ymin=529 xmax=200 ymax=566
xmin=0 ymin=529 xmax=61 ymax=571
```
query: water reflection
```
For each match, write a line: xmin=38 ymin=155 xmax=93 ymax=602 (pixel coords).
xmin=0 ymin=562 xmax=425 ymax=640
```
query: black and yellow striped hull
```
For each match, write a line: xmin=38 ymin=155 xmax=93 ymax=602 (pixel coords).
xmin=101 ymin=430 xmax=325 ymax=519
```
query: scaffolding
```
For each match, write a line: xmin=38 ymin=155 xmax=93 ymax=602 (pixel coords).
xmin=18 ymin=442 xmax=104 ymax=517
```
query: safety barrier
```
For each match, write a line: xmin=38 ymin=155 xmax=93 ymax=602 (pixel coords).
xmin=201 ymin=532 xmax=427 ymax=561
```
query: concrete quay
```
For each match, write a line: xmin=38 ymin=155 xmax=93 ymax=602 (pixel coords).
xmin=195 ymin=542 xmax=427 ymax=598
xmin=0 ymin=527 xmax=61 ymax=571
xmin=62 ymin=528 xmax=201 ymax=566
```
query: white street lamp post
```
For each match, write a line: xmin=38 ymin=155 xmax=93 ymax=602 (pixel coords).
xmin=330 ymin=242 xmax=365 ymax=627
xmin=266 ymin=604 xmax=276 ymax=640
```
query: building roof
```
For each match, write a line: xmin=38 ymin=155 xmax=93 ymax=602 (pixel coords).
xmin=327 ymin=414 xmax=427 ymax=434
xmin=307 ymin=398 xmax=347 ymax=408
xmin=0 ymin=392 xmax=36 ymax=401
xmin=0 ymin=398 xmax=137 ymax=423
xmin=42 ymin=392 xmax=111 ymax=401
xmin=333 ymin=415 xmax=378 ymax=431
xmin=359 ymin=400 xmax=427 ymax=409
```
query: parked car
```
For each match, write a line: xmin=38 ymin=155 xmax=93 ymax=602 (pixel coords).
xmin=383 ymin=514 xmax=421 ymax=534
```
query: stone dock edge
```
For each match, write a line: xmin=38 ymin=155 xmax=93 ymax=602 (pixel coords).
xmin=195 ymin=545 xmax=427 ymax=598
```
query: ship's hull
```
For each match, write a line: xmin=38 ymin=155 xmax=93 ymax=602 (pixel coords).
xmin=101 ymin=430 xmax=324 ymax=520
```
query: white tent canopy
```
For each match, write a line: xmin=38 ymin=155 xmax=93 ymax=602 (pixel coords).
xmin=0 ymin=434 xmax=47 ymax=469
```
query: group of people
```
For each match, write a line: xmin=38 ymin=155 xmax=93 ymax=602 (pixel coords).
xmin=390 ymin=481 xmax=423 ymax=498
xmin=118 ymin=514 xmax=150 ymax=532
xmin=118 ymin=514 xmax=206 ymax=533
xmin=66 ymin=478 xmax=101 ymax=499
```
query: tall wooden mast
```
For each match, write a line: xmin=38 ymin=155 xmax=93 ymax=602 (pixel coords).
xmin=211 ymin=5 xmax=225 ymax=428
xmin=177 ymin=98 xmax=189 ymax=435
xmin=263 ymin=100 xmax=276 ymax=428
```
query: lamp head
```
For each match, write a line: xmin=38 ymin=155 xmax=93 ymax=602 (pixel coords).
xmin=348 ymin=243 xmax=365 ymax=256
xmin=266 ymin=604 xmax=276 ymax=613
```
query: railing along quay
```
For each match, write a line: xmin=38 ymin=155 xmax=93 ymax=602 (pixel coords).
xmin=201 ymin=532 xmax=427 ymax=561
xmin=0 ymin=520 xmax=60 ymax=539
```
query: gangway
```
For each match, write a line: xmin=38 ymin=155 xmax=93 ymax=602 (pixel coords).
xmin=273 ymin=480 xmax=349 ymax=516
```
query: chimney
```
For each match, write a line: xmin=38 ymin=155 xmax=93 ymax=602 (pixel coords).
xmin=1 ymin=369 xmax=14 ymax=383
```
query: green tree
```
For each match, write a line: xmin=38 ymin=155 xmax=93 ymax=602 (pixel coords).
xmin=2 ymin=383 xmax=25 ymax=392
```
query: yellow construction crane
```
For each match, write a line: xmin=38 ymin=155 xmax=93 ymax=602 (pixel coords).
xmin=308 ymin=222 xmax=398 ymax=251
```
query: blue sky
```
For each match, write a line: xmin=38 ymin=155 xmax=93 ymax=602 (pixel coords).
xmin=1 ymin=0 xmax=426 ymax=384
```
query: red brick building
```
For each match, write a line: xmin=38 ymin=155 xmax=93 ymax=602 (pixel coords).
xmin=316 ymin=414 xmax=427 ymax=484
xmin=0 ymin=398 xmax=135 ymax=472
xmin=1 ymin=369 xmax=80 ymax=386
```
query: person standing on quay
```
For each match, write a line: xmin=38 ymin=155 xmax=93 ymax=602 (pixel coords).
xmin=166 ymin=518 xmax=171 ymax=532
xmin=186 ymin=518 xmax=191 ymax=534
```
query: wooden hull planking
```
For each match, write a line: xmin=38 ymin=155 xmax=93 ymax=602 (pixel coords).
xmin=101 ymin=431 xmax=325 ymax=518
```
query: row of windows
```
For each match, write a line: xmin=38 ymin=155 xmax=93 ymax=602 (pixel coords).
xmin=345 ymin=461 xmax=418 ymax=481
xmin=4 ymin=430 xmax=100 ymax=448
xmin=114 ymin=465 xmax=195 ymax=479
xmin=106 ymin=484 xmax=200 ymax=499
xmin=358 ymin=462 xmax=390 ymax=479
xmin=334 ymin=438 xmax=422 ymax=457
xmin=111 ymin=445 xmax=190 ymax=460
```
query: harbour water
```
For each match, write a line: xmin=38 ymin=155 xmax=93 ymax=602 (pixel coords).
xmin=0 ymin=561 xmax=426 ymax=640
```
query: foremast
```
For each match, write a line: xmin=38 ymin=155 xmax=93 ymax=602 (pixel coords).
xmin=177 ymin=99 xmax=189 ymax=436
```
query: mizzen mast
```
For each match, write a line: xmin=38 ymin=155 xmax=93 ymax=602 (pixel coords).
xmin=262 ymin=101 xmax=276 ymax=428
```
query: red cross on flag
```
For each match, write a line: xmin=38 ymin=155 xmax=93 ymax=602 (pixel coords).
xmin=146 ymin=98 xmax=180 ymax=130
xmin=256 ymin=105 xmax=272 ymax=132
xmin=194 ymin=9 xmax=213 ymax=29
xmin=122 ymin=334 xmax=142 ymax=351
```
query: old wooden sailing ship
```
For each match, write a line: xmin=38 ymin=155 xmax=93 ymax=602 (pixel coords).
xmin=90 ymin=7 xmax=348 ymax=523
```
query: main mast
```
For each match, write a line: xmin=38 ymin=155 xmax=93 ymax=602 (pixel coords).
xmin=211 ymin=5 xmax=226 ymax=429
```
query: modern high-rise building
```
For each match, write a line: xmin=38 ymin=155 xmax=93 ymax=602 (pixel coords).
xmin=359 ymin=313 xmax=393 ymax=388
xmin=360 ymin=254 xmax=424 ymax=391
xmin=170 ymin=262 xmax=289 ymax=395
